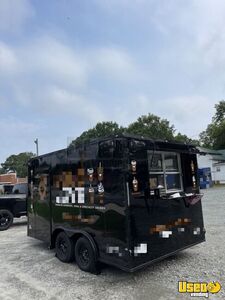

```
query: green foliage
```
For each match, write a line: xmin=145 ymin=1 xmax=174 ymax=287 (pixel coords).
xmin=126 ymin=114 xmax=175 ymax=140
xmin=213 ymin=100 xmax=225 ymax=124
xmin=71 ymin=121 xmax=125 ymax=146
xmin=174 ymin=133 xmax=200 ymax=146
xmin=0 ymin=113 xmax=200 ymax=173
xmin=200 ymin=100 xmax=225 ymax=149
xmin=71 ymin=114 xmax=200 ymax=147
xmin=1 ymin=152 xmax=35 ymax=177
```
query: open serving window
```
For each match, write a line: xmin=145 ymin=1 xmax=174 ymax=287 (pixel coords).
xmin=148 ymin=151 xmax=183 ymax=193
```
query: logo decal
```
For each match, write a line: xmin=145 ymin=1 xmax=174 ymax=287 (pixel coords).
xmin=178 ymin=281 xmax=221 ymax=298
xmin=56 ymin=187 xmax=85 ymax=204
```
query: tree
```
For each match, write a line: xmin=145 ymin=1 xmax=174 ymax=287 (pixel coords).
xmin=174 ymin=133 xmax=200 ymax=146
xmin=126 ymin=114 xmax=175 ymax=140
xmin=200 ymin=100 xmax=225 ymax=149
xmin=213 ymin=100 xmax=225 ymax=124
xmin=71 ymin=114 xmax=199 ymax=148
xmin=1 ymin=152 xmax=35 ymax=177
xmin=71 ymin=121 xmax=125 ymax=146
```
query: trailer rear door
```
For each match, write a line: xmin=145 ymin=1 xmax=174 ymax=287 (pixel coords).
xmin=30 ymin=166 xmax=52 ymax=243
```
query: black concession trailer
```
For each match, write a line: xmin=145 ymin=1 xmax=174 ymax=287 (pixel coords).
xmin=27 ymin=134 xmax=205 ymax=273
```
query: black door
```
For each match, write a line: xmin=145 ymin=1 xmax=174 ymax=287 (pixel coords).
xmin=32 ymin=168 xmax=52 ymax=243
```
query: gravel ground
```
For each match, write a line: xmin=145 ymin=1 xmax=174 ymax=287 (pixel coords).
xmin=0 ymin=187 xmax=224 ymax=300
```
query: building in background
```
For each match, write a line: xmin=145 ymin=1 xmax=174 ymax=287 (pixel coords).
xmin=197 ymin=148 xmax=225 ymax=186
xmin=213 ymin=149 xmax=225 ymax=184
xmin=0 ymin=173 xmax=27 ymax=185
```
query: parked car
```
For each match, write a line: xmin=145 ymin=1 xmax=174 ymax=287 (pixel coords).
xmin=0 ymin=184 xmax=14 ymax=195
xmin=0 ymin=183 xmax=27 ymax=231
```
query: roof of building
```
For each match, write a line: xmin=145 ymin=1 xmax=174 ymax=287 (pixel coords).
xmin=218 ymin=149 xmax=225 ymax=156
xmin=198 ymin=147 xmax=225 ymax=162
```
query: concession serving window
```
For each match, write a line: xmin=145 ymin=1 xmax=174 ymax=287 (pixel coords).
xmin=148 ymin=151 xmax=183 ymax=193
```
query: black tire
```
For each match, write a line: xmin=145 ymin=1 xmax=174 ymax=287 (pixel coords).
xmin=55 ymin=232 xmax=75 ymax=263
xmin=75 ymin=237 xmax=99 ymax=274
xmin=0 ymin=209 xmax=13 ymax=231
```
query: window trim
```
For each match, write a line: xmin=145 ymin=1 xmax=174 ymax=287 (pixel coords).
xmin=148 ymin=151 xmax=183 ymax=193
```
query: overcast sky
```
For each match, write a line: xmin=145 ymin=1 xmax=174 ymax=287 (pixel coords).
xmin=0 ymin=0 xmax=224 ymax=163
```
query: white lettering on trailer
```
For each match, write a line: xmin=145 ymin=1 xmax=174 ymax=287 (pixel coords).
xmin=76 ymin=187 xmax=85 ymax=204
xmin=56 ymin=187 xmax=85 ymax=204
xmin=160 ymin=230 xmax=172 ymax=238
xmin=134 ymin=243 xmax=147 ymax=256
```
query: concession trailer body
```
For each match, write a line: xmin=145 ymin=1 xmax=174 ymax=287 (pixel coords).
xmin=27 ymin=134 xmax=205 ymax=273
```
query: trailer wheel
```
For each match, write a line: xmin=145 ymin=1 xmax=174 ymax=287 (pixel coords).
xmin=0 ymin=209 xmax=13 ymax=231
xmin=75 ymin=237 xmax=99 ymax=274
xmin=55 ymin=232 xmax=75 ymax=263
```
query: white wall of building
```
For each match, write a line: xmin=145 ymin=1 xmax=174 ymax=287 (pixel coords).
xmin=213 ymin=164 xmax=225 ymax=184
xmin=197 ymin=154 xmax=225 ymax=183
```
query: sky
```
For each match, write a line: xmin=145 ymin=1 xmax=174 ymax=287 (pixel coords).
xmin=1 ymin=0 xmax=225 ymax=163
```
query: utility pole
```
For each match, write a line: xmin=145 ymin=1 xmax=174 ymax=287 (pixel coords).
xmin=34 ymin=138 xmax=39 ymax=156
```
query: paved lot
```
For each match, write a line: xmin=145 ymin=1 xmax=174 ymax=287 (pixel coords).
xmin=0 ymin=187 xmax=224 ymax=300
